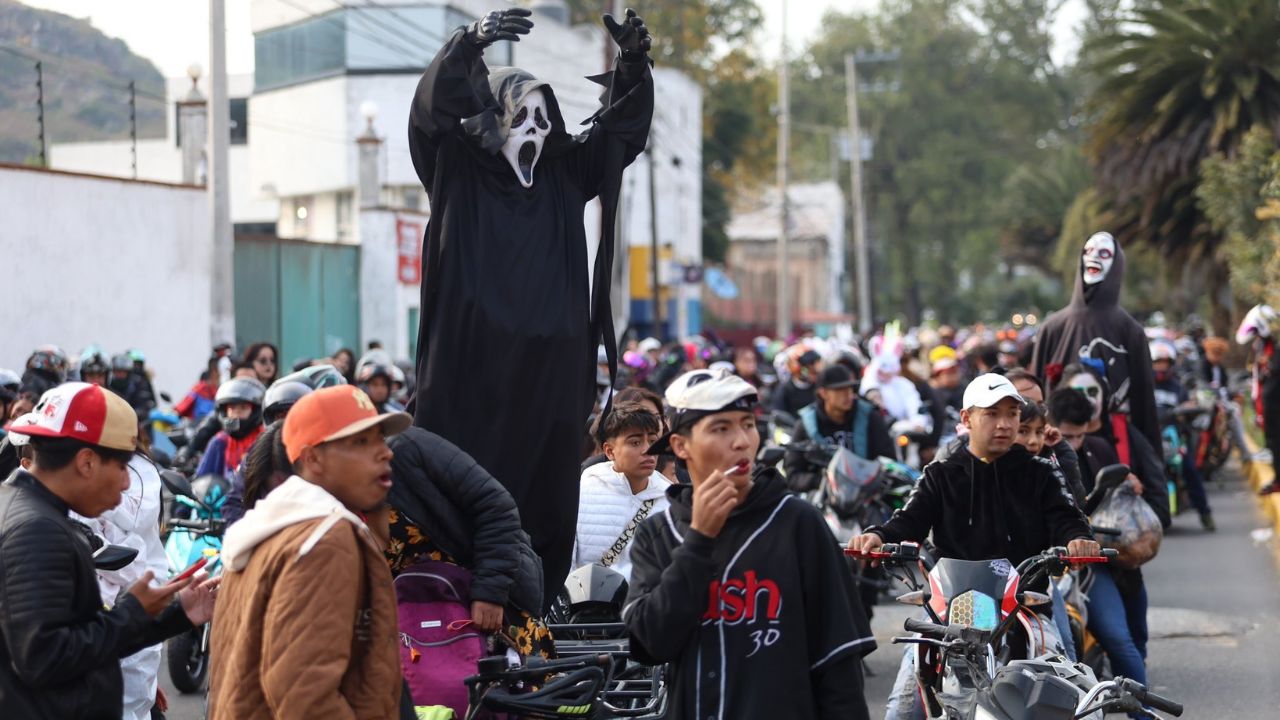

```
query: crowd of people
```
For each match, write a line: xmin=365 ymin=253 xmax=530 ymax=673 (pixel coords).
xmin=1 ymin=295 xmax=1274 ymax=719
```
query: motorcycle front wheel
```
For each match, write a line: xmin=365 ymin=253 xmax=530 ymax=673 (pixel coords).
xmin=167 ymin=626 xmax=209 ymax=693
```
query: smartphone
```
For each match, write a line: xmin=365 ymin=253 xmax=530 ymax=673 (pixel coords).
xmin=172 ymin=555 xmax=209 ymax=582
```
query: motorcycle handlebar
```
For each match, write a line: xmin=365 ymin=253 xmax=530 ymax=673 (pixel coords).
xmin=844 ymin=542 xmax=921 ymax=562
xmin=1121 ymin=679 xmax=1183 ymax=716
xmin=168 ymin=518 xmax=209 ymax=531
xmin=903 ymin=617 xmax=950 ymax=637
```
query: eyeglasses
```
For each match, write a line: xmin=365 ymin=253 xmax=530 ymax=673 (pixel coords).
xmin=1070 ymin=385 xmax=1100 ymax=399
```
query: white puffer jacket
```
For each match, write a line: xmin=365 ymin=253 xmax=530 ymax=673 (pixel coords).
xmin=572 ymin=461 xmax=672 ymax=582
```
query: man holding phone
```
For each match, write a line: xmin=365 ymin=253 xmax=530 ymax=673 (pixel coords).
xmin=0 ymin=383 xmax=218 ymax=719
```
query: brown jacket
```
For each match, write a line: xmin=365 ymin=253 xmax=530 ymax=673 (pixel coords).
xmin=208 ymin=513 xmax=401 ymax=718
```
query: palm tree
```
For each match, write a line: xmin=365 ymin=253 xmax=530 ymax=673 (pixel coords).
xmin=1084 ymin=0 xmax=1280 ymax=328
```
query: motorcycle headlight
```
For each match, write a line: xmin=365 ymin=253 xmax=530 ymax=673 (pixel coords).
xmin=949 ymin=590 xmax=999 ymax=631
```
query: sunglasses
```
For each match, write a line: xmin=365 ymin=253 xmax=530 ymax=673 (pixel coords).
xmin=1070 ymin=384 xmax=1101 ymax=400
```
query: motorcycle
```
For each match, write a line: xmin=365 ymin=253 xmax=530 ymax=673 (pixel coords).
xmin=159 ymin=470 xmax=227 ymax=694
xmin=540 ymin=563 xmax=667 ymax=719
xmin=847 ymin=542 xmax=1180 ymax=719
xmin=785 ymin=441 xmax=919 ymax=544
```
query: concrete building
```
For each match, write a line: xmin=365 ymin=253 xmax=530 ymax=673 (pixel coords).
xmin=0 ymin=163 xmax=212 ymax=398
xmin=709 ymin=181 xmax=848 ymax=331
xmin=46 ymin=0 xmax=702 ymax=364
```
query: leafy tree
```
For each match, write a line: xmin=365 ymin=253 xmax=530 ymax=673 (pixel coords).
xmin=1198 ymin=126 xmax=1280 ymax=306
xmin=1083 ymin=0 xmax=1280 ymax=329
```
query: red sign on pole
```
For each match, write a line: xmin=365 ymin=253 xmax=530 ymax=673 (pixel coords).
xmin=396 ymin=218 xmax=424 ymax=285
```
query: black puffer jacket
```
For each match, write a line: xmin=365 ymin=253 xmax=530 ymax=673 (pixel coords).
xmin=388 ymin=427 xmax=542 ymax=612
xmin=0 ymin=470 xmax=192 ymax=719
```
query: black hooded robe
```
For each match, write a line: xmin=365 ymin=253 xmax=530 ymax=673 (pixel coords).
xmin=408 ymin=29 xmax=652 ymax=609
xmin=1030 ymin=237 xmax=1161 ymax=449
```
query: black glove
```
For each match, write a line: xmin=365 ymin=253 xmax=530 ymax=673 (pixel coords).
xmin=466 ymin=7 xmax=534 ymax=49
xmin=603 ymin=7 xmax=652 ymax=61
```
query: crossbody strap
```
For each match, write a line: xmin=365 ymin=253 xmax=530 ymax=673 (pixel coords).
xmin=600 ymin=498 xmax=658 ymax=567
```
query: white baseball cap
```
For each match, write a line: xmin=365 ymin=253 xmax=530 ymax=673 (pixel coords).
xmin=962 ymin=373 xmax=1024 ymax=410
xmin=646 ymin=368 xmax=758 ymax=454
xmin=638 ymin=337 xmax=662 ymax=353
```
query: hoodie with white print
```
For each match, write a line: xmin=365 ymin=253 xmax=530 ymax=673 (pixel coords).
xmin=573 ymin=461 xmax=671 ymax=581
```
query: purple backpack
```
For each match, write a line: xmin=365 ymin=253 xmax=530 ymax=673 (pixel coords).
xmin=395 ymin=558 xmax=485 ymax=716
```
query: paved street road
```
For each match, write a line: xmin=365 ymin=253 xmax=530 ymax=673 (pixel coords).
xmin=861 ymin=459 xmax=1280 ymax=718
xmin=162 ymin=461 xmax=1280 ymax=719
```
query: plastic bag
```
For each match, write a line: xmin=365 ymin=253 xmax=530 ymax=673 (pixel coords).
xmin=1090 ymin=483 xmax=1163 ymax=569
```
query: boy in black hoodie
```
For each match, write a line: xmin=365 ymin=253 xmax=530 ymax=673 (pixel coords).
xmin=624 ymin=369 xmax=874 ymax=720
xmin=849 ymin=374 xmax=1096 ymax=719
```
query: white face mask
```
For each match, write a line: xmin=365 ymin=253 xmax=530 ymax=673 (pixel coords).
xmin=1067 ymin=372 xmax=1104 ymax=421
xmin=1081 ymin=232 xmax=1116 ymax=285
xmin=501 ymin=89 xmax=550 ymax=188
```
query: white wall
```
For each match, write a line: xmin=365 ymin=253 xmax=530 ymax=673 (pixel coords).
xmin=359 ymin=208 xmax=429 ymax=361
xmin=0 ymin=164 xmax=213 ymax=400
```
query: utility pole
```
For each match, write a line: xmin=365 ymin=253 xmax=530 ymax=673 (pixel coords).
xmin=34 ymin=61 xmax=46 ymax=167
xmin=776 ymin=1 xmax=791 ymax=340
xmin=128 ymin=81 xmax=137 ymax=179
xmin=845 ymin=53 xmax=871 ymax=335
xmin=209 ymin=0 xmax=236 ymax=346
xmin=648 ymin=147 xmax=663 ymax=341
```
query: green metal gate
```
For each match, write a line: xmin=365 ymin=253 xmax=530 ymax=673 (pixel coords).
xmin=234 ymin=235 xmax=360 ymax=367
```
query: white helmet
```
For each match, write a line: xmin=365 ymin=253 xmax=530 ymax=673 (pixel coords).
xmin=1236 ymin=304 xmax=1276 ymax=345
xmin=1148 ymin=339 xmax=1177 ymax=363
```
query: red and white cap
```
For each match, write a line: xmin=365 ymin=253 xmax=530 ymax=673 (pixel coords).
xmin=4 ymin=382 xmax=138 ymax=452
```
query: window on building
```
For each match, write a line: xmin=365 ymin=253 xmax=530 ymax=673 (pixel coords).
xmin=402 ymin=186 xmax=420 ymax=212
xmin=336 ymin=191 xmax=354 ymax=240
xmin=255 ymin=11 xmax=347 ymax=91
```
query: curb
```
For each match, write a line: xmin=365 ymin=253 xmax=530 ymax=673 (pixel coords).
xmin=1242 ymin=436 xmax=1280 ymax=532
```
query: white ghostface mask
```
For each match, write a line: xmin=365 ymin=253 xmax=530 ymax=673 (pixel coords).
xmin=1081 ymin=232 xmax=1115 ymax=285
xmin=502 ymin=89 xmax=550 ymax=188
xmin=1067 ymin=372 xmax=1104 ymax=422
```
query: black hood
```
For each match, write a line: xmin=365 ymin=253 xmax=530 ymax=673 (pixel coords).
xmin=1070 ymin=234 xmax=1125 ymax=310
xmin=460 ymin=66 xmax=574 ymax=159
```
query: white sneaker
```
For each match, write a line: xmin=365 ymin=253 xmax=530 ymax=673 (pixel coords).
xmin=1251 ymin=449 xmax=1273 ymax=464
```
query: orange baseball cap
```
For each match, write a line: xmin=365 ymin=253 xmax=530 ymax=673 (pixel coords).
xmin=282 ymin=385 xmax=412 ymax=463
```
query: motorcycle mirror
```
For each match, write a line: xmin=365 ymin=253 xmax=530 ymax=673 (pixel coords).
xmin=1017 ymin=591 xmax=1052 ymax=608
xmin=160 ymin=391 xmax=173 ymax=403
xmin=93 ymin=543 xmax=140 ymax=572
xmin=895 ymin=590 xmax=924 ymax=606
xmin=1094 ymin=464 xmax=1129 ymax=491
xmin=758 ymin=447 xmax=784 ymax=466
xmin=160 ymin=470 xmax=199 ymax=502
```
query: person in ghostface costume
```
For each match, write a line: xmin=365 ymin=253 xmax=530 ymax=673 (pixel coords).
xmin=407 ymin=6 xmax=653 ymax=609
xmin=1031 ymin=231 xmax=1161 ymax=453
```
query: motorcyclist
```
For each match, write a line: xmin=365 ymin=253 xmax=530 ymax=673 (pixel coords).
xmin=356 ymin=362 xmax=404 ymax=413
xmin=1237 ymin=304 xmax=1280 ymax=494
xmin=109 ymin=353 xmax=155 ymax=413
xmin=75 ymin=347 xmax=109 ymax=386
xmin=771 ymin=346 xmax=823 ymax=415
xmin=848 ymin=374 xmax=1097 ymax=720
xmin=21 ymin=345 xmax=68 ymax=398
xmin=222 ymin=379 xmax=315 ymax=527
xmin=860 ymin=352 xmax=932 ymax=435
xmin=194 ymin=377 xmax=266 ymax=480
xmin=1150 ymin=339 xmax=1215 ymax=529
xmin=785 ymin=365 xmax=896 ymax=492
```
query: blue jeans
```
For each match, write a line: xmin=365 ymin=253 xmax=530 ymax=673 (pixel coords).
xmin=1085 ymin=566 xmax=1147 ymax=685
xmin=1051 ymin=581 xmax=1077 ymax=662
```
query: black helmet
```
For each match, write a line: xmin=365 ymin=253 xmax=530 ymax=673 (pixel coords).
xmin=276 ymin=363 xmax=347 ymax=390
xmin=263 ymin=380 xmax=313 ymax=424
xmin=216 ymin=377 xmax=266 ymax=439
xmin=27 ymin=345 xmax=68 ymax=382
xmin=356 ymin=362 xmax=392 ymax=385
xmin=80 ymin=353 xmax=109 ymax=377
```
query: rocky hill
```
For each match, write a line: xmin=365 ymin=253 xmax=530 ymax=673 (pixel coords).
xmin=0 ymin=0 xmax=166 ymax=164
